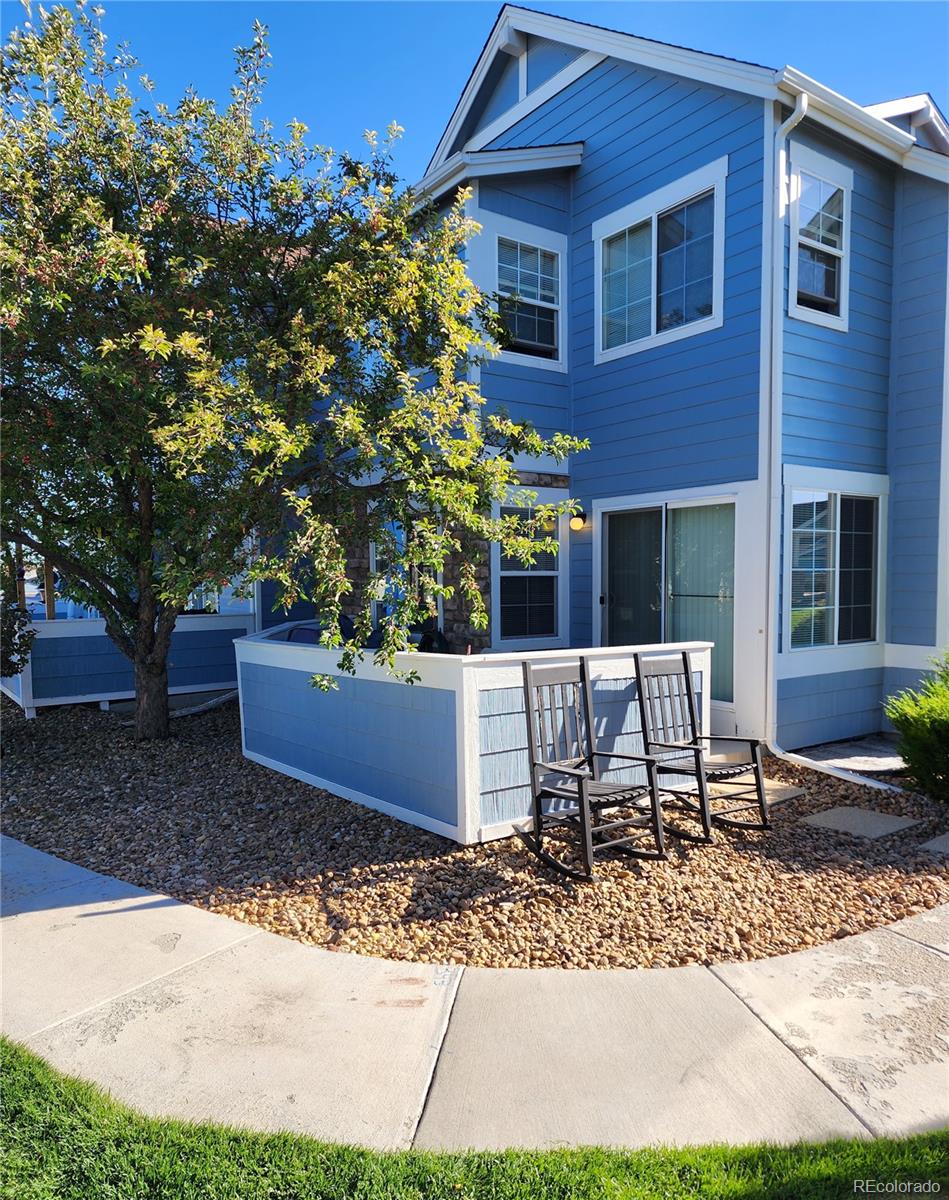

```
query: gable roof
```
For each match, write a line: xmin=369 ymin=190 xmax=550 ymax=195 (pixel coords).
xmin=864 ymin=94 xmax=949 ymax=154
xmin=419 ymin=5 xmax=949 ymax=190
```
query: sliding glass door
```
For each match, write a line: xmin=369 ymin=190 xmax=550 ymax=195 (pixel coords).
xmin=606 ymin=501 xmax=735 ymax=703
xmin=606 ymin=508 xmax=662 ymax=645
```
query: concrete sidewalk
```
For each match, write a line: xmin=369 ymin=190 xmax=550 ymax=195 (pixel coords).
xmin=2 ymin=835 xmax=947 ymax=1151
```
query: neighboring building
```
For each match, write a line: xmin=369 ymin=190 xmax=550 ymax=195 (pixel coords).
xmin=413 ymin=5 xmax=949 ymax=750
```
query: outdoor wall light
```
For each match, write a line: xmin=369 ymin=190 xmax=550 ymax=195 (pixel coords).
xmin=569 ymin=511 xmax=587 ymax=532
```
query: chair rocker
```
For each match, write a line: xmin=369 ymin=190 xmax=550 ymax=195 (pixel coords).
xmin=632 ymin=650 xmax=770 ymax=835
xmin=519 ymin=659 xmax=666 ymax=881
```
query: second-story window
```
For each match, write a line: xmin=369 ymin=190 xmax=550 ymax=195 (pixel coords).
xmin=497 ymin=237 xmax=560 ymax=360
xmin=788 ymin=143 xmax=852 ymax=332
xmin=593 ymin=156 xmax=727 ymax=363
xmin=603 ymin=190 xmax=715 ymax=350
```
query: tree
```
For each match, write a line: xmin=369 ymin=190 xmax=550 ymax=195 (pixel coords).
xmin=1 ymin=4 xmax=584 ymax=739
xmin=0 ymin=547 xmax=35 ymax=678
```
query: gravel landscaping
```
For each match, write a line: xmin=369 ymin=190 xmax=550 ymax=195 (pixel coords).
xmin=3 ymin=696 xmax=947 ymax=970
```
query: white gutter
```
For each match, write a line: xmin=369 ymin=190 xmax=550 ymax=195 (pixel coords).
xmin=761 ymin=90 xmax=902 ymax=793
xmin=763 ymin=90 xmax=807 ymax=750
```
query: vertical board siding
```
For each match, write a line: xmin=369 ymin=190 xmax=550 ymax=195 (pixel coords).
xmin=482 ymin=57 xmax=764 ymax=647
xmin=240 ymin=661 xmax=458 ymax=825
xmin=782 ymin=126 xmax=895 ymax=471
xmin=28 ymin=626 xmax=246 ymax=700
xmin=776 ymin=668 xmax=884 ymax=749
xmin=526 ymin=34 xmax=582 ymax=93
xmin=478 ymin=672 xmax=704 ymax=826
xmin=886 ymin=172 xmax=948 ymax=645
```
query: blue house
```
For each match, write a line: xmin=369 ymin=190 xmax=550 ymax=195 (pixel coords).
xmin=6 ymin=6 xmax=947 ymax=766
xmin=410 ymin=4 xmax=949 ymax=751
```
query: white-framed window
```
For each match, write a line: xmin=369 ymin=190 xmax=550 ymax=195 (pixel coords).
xmin=490 ymin=487 xmax=569 ymax=649
xmin=785 ymin=474 xmax=885 ymax=652
xmin=465 ymin=204 xmax=568 ymax=373
xmin=497 ymin=236 xmax=560 ymax=360
xmin=788 ymin=142 xmax=852 ymax=332
xmin=592 ymin=156 xmax=728 ymax=363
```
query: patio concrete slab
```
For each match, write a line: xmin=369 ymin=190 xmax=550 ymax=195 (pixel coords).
xmin=2 ymin=870 xmax=256 ymax=1039
xmin=413 ymin=964 xmax=865 ymax=1151
xmin=800 ymin=736 xmax=904 ymax=775
xmin=920 ymin=833 xmax=949 ymax=856
xmin=713 ymin=928 xmax=949 ymax=1137
xmin=800 ymin=806 xmax=922 ymax=838
xmin=26 ymin=929 xmax=461 ymax=1151
xmin=888 ymin=906 xmax=949 ymax=956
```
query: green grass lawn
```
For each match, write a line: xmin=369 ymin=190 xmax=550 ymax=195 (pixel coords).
xmin=2 ymin=1038 xmax=947 ymax=1200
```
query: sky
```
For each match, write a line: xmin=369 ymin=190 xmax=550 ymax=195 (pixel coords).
xmin=2 ymin=1 xmax=947 ymax=183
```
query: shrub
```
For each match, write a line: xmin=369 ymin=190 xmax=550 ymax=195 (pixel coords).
xmin=884 ymin=654 xmax=949 ymax=801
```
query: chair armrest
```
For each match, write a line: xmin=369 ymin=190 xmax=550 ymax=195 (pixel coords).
xmin=646 ymin=740 xmax=702 ymax=754
xmin=535 ymin=760 xmax=591 ymax=780
xmin=590 ymin=750 xmax=658 ymax=766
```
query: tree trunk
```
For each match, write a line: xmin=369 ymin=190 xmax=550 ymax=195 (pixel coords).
xmin=133 ymin=658 xmax=170 ymax=741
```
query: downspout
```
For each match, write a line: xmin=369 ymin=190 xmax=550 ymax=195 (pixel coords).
xmin=761 ymin=90 xmax=897 ymax=791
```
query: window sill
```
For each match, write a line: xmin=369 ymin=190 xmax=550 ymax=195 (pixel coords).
xmin=497 ymin=348 xmax=567 ymax=373
xmin=777 ymin=639 xmax=884 ymax=680
xmin=492 ymin=635 xmax=567 ymax=652
xmin=595 ymin=312 xmax=723 ymax=365
xmin=788 ymin=300 xmax=849 ymax=333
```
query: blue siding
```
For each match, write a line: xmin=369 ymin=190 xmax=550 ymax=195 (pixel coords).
xmin=478 ymin=171 xmax=571 ymax=233
xmin=776 ymin=668 xmax=884 ymax=748
xmin=526 ymin=35 xmax=581 ymax=93
xmin=259 ymin=580 xmax=316 ymax=629
xmin=28 ymin=625 xmax=246 ymax=701
xmin=479 ymin=672 xmax=704 ymax=825
xmin=480 ymin=357 xmax=571 ymax=442
xmin=482 ymin=57 xmax=765 ymax=646
xmin=782 ymin=126 xmax=895 ymax=471
xmin=886 ymin=172 xmax=947 ymax=645
xmin=240 ymin=661 xmax=458 ymax=825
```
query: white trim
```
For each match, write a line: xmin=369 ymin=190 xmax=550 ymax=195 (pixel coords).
xmin=590 ymin=482 xmax=764 ymax=736
xmin=778 ymin=68 xmax=915 ymax=156
xmin=516 ymin=45 xmax=527 ymax=102
xmin=11 ymin=681 xmax=237 ymax=711
xmin=592 ymin=156 xmax=728 ymax=364
xmin=26 ymin=613 xmax=255 ymax=640
xmin=780 ymin=466 xmax=889 ymax=667
xmin=490 ymin=485 xmax=570 ymax=651
xmin=782 ymin=465 xmax=889 ymax=496
xmin=864 ymin=94 xmax=949 ymax=154
xmin=787 ymin=141 xmax=852 ymax=333
xmin=429 ymin=43 xmax=602 ymax=173
xmin=467 ymin=50 xmax=605 ymax=154
xmin=500 ymin=7 xmax=777 ymax=102
xmin=884 ymin=643 xmax=945 ymax=671
xmin=467 ymin=208 xmax=569 ymax=373
xmin=415 ymin=143 xmax=584 ymax=207
xmin=424 ymin=9 xmax=945 ymax=188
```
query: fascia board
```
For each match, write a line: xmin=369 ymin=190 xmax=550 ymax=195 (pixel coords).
xmin=415 ymin=143 xmax=584 ymax=206
xmin=778 ymin=67 xmax=916 ymax=155
xmin=505 ymin=6 xmax=778 ymax=98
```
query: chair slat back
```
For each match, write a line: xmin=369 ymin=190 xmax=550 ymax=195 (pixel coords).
xmin=522 ymin=660 xmax=594 ymax=774
xmin=632 ymin=651 xmax=699 ymax=750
